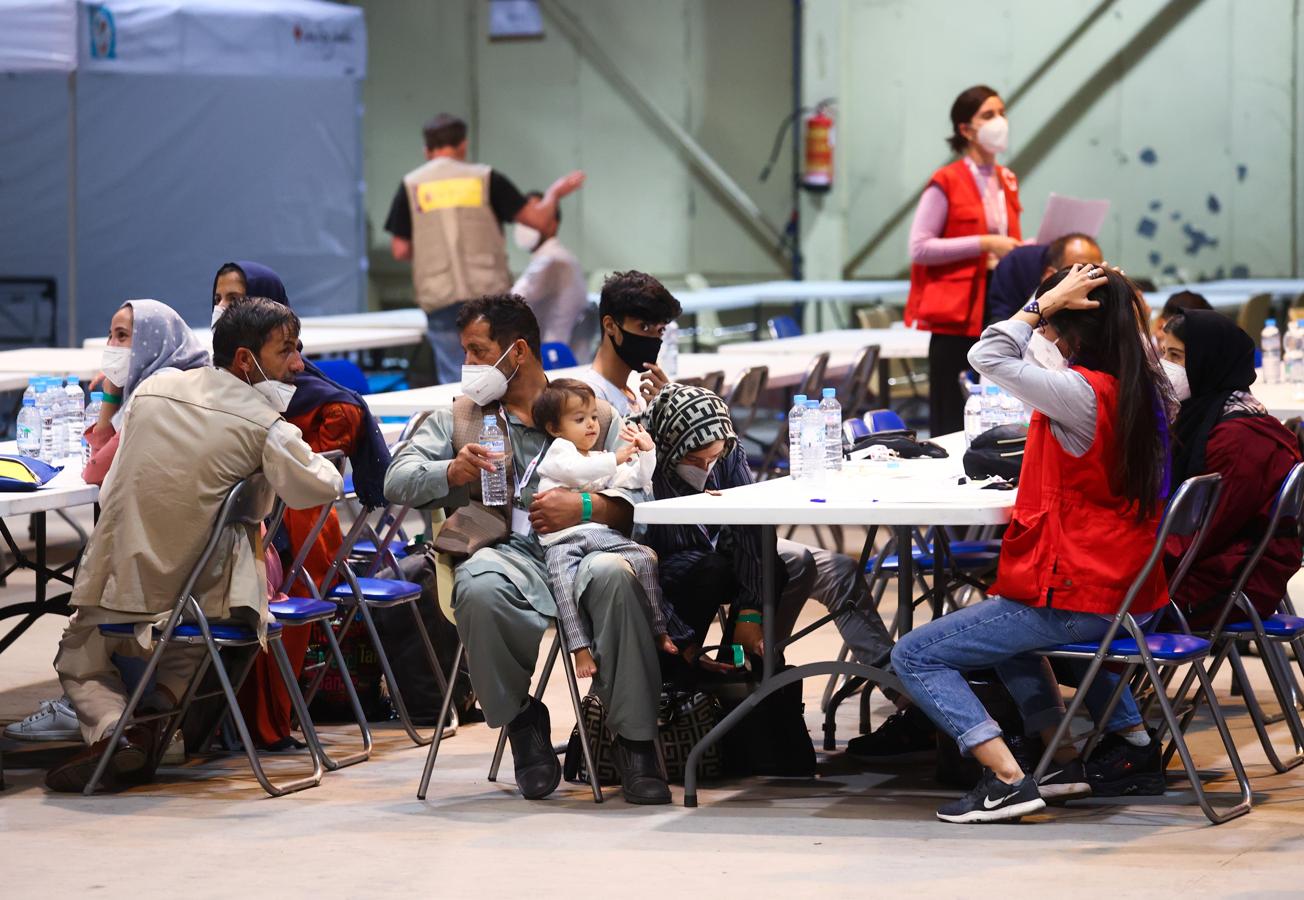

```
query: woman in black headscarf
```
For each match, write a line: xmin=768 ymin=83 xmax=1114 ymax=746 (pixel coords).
xmin=1159 ymin=310 xmax=1302 ymax=629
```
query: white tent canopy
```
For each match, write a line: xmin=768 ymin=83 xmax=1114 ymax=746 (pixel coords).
xmin=0 ymin=0 xmax=367 ymax=344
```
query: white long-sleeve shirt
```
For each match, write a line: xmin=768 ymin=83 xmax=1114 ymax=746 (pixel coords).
xmin=535 ymin=437 xmax=656 ymax=545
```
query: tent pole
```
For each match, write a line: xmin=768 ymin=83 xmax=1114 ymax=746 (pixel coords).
xmin=66 ymin=70 xmax=77 ymax=347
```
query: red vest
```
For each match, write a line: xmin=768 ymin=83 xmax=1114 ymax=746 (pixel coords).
xmin=989 ymin=368 xmax=1168 ymax=616
xmin=905 ymin=159 xmax=1022 ymax=338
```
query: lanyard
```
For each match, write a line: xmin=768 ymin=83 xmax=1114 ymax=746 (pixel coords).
xmin=964 ymin=157 xmax=1008 ymax=237
xmin=514 ymin=439 xmax=549 ymax=500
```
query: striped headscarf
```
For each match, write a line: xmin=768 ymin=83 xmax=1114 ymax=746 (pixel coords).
xmin=645 ymin=383 xmax=737 ymax=476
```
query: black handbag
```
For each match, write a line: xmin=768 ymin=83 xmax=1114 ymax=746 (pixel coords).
xmin=962 ymin=424 xmax=1028 ymax=482
xmin=563 ymin=687 xmax=725 ymax=786
xmin=846 ymin=428 xmax=949 ymax=460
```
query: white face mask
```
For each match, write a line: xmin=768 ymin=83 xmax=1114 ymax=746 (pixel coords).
xmin=247 ymin=355 xmax=296 ymax=413
xmin=461 ymin=344 xmax=519 ymax=407
xmin=1161 ymin=359 xmax=1190 ymax=402
xmin=675 ymin=461 xmax=714 ymax=492
xmin=211 ymin=305 xmax=225 ymax=327
xmin=1026 ymin=330 xmax=1067 ymax=371
xmin=100 ymin=345 xmax=131 ymax=387
xmin=513 ymin=222 xmax=542 ymax=252
xmin=976 ymin=115 xmax=1009 ymax=155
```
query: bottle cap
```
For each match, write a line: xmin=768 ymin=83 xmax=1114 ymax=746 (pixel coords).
xmin=969 ymin=382 xmax=981 ymax=393
xmin=482 ymin=414 xmax=497 ymax=426
xmin=985 ymin=385 xmax=999 ymax=394
xmin=805 ymin=399 xmax=819 ymax=408
xmin=91 ymin=391 xmax=104 ymax=401
xmin=793 ymin=394 xmax=807 ymax=404
xmin=822 ymin=387 xmax=835 ymax=398
xmin=1266 ymin=319 xmax=1277 ymax=327
xmin=67 ymin=374 xmax=79 ymax=384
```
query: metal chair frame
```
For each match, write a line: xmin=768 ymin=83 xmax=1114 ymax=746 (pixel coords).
xmin=85 ymin=476 xmax=324 ymax=796
xmin=1030 ymin=474 xmax=1253 ymax=825
xmin=1168 ymin=463 xmax=1304 ymax=773
xmin=417 ymin=627 xmax=604 ymax=804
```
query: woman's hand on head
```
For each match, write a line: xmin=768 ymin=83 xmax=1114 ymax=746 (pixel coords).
xmin=1039 ymin=263 xmax=1107 ymax=315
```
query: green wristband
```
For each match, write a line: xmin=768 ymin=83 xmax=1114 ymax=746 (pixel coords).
xmin=580 ymin=492 xmax=593 ymax=522
xmin=737 ymin=612 xmax=762 ymax=625
xmin=100 ymin=392 xmax=122 ymax=405
xmin=732 ymin=644 xmax=745 ymax=667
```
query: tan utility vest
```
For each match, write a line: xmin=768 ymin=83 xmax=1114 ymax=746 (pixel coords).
xmin=72 ymin=367 xmax=282 ymax=622
xmin=403 ymin=157 xmax=511 ymax=312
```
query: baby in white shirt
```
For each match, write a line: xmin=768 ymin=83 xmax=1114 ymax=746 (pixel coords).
xmin=532 ymin=379 xmax=674 ymax=678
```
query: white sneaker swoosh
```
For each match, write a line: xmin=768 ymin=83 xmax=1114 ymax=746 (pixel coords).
xmin=1041 ymin=769 xmax=1064 ymax=782
xmin=982 ymin=794 xmax=1007 ymax=810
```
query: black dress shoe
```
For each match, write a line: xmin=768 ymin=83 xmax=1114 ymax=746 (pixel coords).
xmin=45 ymin=725 xmax=156 ymax=794
xmin=506 ymin=698 xmax=561 ymax=800
xmin=612 ymin=736 xmax=671 ymax=805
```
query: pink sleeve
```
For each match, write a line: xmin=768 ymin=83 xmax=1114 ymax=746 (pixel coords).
xmin=81 ymin=429 xmax=119 ymax=486
xmin=908 ymin=184 xmax=986 ymax=266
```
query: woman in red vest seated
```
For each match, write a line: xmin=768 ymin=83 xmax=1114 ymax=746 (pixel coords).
xmin=906 ymin=84 xmax=1023 ymax=436
xmin=1158 ymin=310 xmax=1302 ymax=629
xmin=892 ymin=264 xmax=1174 ymax=824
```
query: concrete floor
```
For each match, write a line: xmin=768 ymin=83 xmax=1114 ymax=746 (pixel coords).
xmin=4 ymin=512 xmax=1304 ymax=898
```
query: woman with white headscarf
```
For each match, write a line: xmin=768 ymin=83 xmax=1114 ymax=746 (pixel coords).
xmin=83 ymin=299 xmax=210 ymax=485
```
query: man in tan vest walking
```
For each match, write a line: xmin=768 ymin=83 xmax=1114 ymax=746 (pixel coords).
xmin=385 ymin=113 xmax=584 ymax=385
xmin=46 ymin=298 xmax=342 ymax=793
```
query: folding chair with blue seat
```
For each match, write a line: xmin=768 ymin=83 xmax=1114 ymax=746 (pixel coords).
xmin=86 ymin=476 xmax=325 ymax=797
xmin=768 ymin=315 xmax=802 ymax=339
xmin=264 ymin=491 xmax=373 ymax=771
xmin=307 ymin=452 xmax=458 ymax=747
xmin=345 ymin=414 xmax=431 ymax=567
xmin=541 ymin=342 xmax=578 ymax=371
xmin=312 ymin=358 xmax=371 ymax=395
xmin=416 ymin=627 xmax=605 ymax=804
xmin=1169 ymin=463 xmax=1304 ymax=774
xmin=1030 ymin=473 xmax=1254 ymax=825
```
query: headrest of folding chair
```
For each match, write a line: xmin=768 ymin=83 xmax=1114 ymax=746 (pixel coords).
xmin=226 ymin=474 xmax=277 ymax=528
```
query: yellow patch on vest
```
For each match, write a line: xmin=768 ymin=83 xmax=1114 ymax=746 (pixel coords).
xmin=415 ymin=178 xmax=484 ymax=213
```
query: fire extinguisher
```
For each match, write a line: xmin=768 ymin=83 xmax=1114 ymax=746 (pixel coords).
xmin=801 ymin=106 xmax=834 ymax=193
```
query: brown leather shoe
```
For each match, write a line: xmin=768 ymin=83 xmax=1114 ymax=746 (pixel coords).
xmin=45 ymin=725 xmax=158 ymax=794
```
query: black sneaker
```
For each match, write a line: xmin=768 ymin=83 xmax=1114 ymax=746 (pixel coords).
xmin=846 ymin=706 xmax=936 ymax=762
xmin=1085 ymin=730 xmax=1165 ymax=796
xmin=936 ymin=769 xmax=1046 ymax=824
xmin=1034 ymin=757 xmax=1092 ymax=801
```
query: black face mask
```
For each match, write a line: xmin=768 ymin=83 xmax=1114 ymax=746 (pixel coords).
xmin=610 ymin=328 xmax=662 ymax=370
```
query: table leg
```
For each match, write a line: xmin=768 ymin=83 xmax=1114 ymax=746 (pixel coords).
xmin=894 ymin=525 xmax=914 ymax=636
xmin=877 ymin=358 xmax=891 ymax=410
xmin=0 ymin=512 xmax=76 ymax=655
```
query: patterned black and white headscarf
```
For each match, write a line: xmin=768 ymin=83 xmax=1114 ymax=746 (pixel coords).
xmin=645 ymin=383 xmax=737 ymax=475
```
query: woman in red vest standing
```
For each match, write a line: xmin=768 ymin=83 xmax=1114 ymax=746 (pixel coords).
xmin=892 ymin=264 xmax=1175 ymax=824
xmin=906 ymin=85 xmax=1023 ymax=436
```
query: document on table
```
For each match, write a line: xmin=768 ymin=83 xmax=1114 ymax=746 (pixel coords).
xmin=1036 ymin=193 xmax=1110 ymax=244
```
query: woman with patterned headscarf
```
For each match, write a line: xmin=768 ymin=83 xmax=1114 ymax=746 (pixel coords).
xmin=83 ymin=299 xmax=211 ymax=486
xmin=643 ymin=384 xmax=895 ymax=677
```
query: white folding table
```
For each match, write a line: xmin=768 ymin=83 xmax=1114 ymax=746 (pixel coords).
xmin=632 ymin=431 xmax=1015 ymax=806
xmin=83 ymin=325 xmax=423 ymax=356
xmin=0 ymin=444 xmax=99 ymax=654
xmin=0 ymin=347 xmax=107 ymax=382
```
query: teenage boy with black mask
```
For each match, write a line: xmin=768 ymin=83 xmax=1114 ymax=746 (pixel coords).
xmin=576 ymin=271 xmax=683 ymax=416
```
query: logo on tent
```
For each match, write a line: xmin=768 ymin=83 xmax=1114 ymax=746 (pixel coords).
xmin=89 ymin=4 xmax=117 ymax=60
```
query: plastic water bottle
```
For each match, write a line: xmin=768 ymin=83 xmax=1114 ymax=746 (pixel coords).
xmin=963 ymin=383 xmax=983 ymax=445
xmin=801 ymin=399 xmax=826 ymax=484
xmin=979 ymin=385 xmax=1002 ymax=433
xmin=659 ymin=320 xmax=680 ymax=380
xmin=59 ymin=375 xmax=84 ymax=462
xmin=36 ymin=378 xmax=57 ymax=463
xmin=83 ymin=391 xmax=104 ymax=468
xmin=1286 ymin=321 xmax=1304 ymax=385
xmin=1000 ymin=389 xmax=1024 ymax=426
xmin=1262 ymin=319 xmax=1282 ymax=384
xmin=820 ymin=388 xmax=842 ymax=473
xmin=478 ymin=415 xmax=509 ymax=506
xmin=16 ymin=397 xmax=40 ymax=458
xmin=787 ymin=394 xmax=807 ymax=479
xmin=22 ymin=375 xmax=38 ymax=408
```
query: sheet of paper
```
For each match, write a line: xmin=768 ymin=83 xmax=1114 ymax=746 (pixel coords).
xmin=1036 ymin=193 xmax=1110 ymax=244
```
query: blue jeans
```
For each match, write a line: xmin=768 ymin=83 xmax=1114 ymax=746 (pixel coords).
xmin=891 ymin=596 xmax=1142 ymax=756
xmin=426 ymin=304 xmax=464 ymax=385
